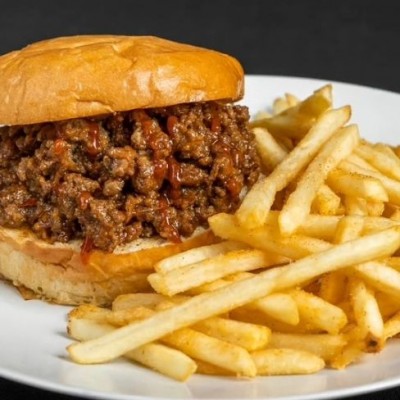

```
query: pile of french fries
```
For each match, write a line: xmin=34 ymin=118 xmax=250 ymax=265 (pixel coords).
xmin=67 ymin=85 xmax=400 ymax=382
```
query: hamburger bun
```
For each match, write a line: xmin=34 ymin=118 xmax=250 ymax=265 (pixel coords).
xmin=0 ymin=35 xmax=244 ymax=125
xmin=0 ymin=226 xmax=216 ymax=305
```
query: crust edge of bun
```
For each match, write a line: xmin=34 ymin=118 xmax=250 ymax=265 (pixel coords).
xmin=0 ymin=226 xmax=217 ymax=306
xmin=0 ymin=35 xmax=244 ymax=125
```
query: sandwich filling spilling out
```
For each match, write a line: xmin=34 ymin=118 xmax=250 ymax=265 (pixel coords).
xmin=0 ymin=102 xmax=260 ymax=252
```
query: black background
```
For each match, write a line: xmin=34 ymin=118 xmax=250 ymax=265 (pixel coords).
xmin=1 ymin=1 xmax=400 ymax=399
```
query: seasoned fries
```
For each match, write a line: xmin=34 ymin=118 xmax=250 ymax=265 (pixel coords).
xmin=66 ymin=85 xmax=400 ymax=382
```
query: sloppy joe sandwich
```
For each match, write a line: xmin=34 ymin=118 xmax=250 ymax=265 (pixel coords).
xmin=0 ymin=35 xmax=259 ymax=305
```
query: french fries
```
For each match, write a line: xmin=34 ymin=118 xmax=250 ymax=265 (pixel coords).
xmin=250 ymin=85 xmax=332 ymax=140
xmin=148 ymin=249 xmax=288 ymax=296
xmin=68 ymin=227 xmax=400 ymax=364
xmin=237 ymin=106 xmax=351 ymax=229
xmin=289 ymin=289 xmax=348 ymax=335
xmin=279 ymin=125 xmax=359 ymax=235
xmin=68 ymin=313 xmax=197 ymax=381
xmin=66 ymin=85 xmax=400 ymax=382
xmin=252 ymin=348 xmax=325 ymax=375
xmin=268 ymin=332 xmax=346 ymax=362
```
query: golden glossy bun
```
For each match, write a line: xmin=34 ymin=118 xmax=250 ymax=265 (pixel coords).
xmin=0 ymin=226 xmax=216 ymax=306
xmin=0 ymin=35 xmax=244 ymax=125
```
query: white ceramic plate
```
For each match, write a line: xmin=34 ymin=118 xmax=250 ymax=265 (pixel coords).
xmin=2 ymin=75 xmax=400 ymax=400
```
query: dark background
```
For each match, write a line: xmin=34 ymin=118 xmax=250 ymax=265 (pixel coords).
xmin=1 ymin=0 xmax=400 ymax=93
xmin=1 ymin=1 xmax=400 ymax=399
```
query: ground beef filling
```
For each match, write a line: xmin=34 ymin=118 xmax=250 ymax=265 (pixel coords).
xmin=0 ymin=102 xmax=260 ymax=252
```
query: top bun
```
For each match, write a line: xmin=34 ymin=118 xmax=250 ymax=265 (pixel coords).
xmin=0 ymin=35 xmax=244 ymax=125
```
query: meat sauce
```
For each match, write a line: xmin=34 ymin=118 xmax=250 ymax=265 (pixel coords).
xmin=0 ymin=102 xmax=260 ymax=252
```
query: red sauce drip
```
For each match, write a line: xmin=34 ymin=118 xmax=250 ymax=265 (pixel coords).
xmin=79 ymin=191 xmax=91 ymax=210
xmin=153 ymin=159 xmax=168 ymax=185
xmin=54 ymin=139 xmax=67 ymax=156
xmin=87 ymin=122 xmax=100 ymax=156
xmin=142 ymin=119 xmax=154 ymax=136
xmin=21 ymin=198 xmax=37 ymax=207
xmin=213 ymin=139 xmax=230 ymax=154
xmin=211 ymin=116 xmax=221 ymax=133
xmin=159 ymin=196 xmax=181 ymax=243
xmin=166 ymin=156 xmax=182 ymax=200
xmin=139 ymin=114 xmax=174 ymax=186
xmin=167 ymin=116 xmax=178 ymax=135
xmin=226 ymin=178 xmax=242 ymax=198
xmin=213 ymin=140 xmax=242 ymax=198
xmin=80 ymin=236 xmax=94 ymax=264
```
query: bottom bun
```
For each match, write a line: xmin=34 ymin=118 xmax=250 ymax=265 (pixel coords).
xmin=0 ymin=227 xmax=217 ymax=306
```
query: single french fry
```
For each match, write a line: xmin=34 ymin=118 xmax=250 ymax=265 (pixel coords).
xmin=334 ymin=218 xmax=385 ymax=347
xmin=333 ymin=215 xmax=364 ymax=244
xmin=68 ymin=312 xmax=115 ymax=340
xmin=376 ymin=291 xmax=400 ymax=319
xmin=344 ymin=196 xmax=368 ymax=216
xmin=297 ymin=213 xmax=339 ymax=240
xmin=67 ymin=317 xmax=197 ymax=382
xmin=319 ymin=272 xmax=347 ymax=304
xmin=190 ymin=274 xmax=300 ymax=326
xmin=268 ymin=332 xmax=346 ymax=361
xmin=348 ymin=278 xmax=384 ymax=346
xmin=289 ymin=289 xmax=348 ymax=334
xmin=346 ymin=153 xmax=379 ymax=171
xmin=69 ymin=304 xmax=150 ymax=326
xmin=285 ymin=93 xmax=300 ymax=107
xmin=311 ymin=185 xmax=342 ymax=215
xmin=67 ymin=227 xmax=400 ymax=364
xmin=271 ymin=93 xmax=300 ymax=115
xmin=253 ymin=127 xmax=288 ymax=171
xmin=339 ymin=160 xmax=400 ymax=205
xmin=393 ymin=145 xmax=400 ymax=159
xmin=112 ymin=293 xmax=170 ymax=311
xmin=327 ymin=170 xmax=388 ymax=202
xmin=329 ymin=342 xmax=364 ymax=370
xmin=392 ymin=209 xmax=400 ymax=221
xmin=194 ymin=317 xmax=271 ymax=351
xmin=274 ymin=135 xmax=295 ymax=152
xmin=362 ymin=217 xmax=399 ymax=234
xmin=279 ymin=125 xmax=359 ymax=235
xmin=209 ymin=212 xmax=331 ymax=259
xmin=366 ymin=201 xmax=385 ymax=217
xmin=148 ymin=249 xmax=287 ymax=296
xmin=383 ymin=203 xmax=400 ymax=218
xmin=194 ymin=359 xmax=233 ymax=376
xmin=250 ymin=85 xmax=333 ymax=139
xmin=237 ymin=106 xmax=351 ymax=229
xmin=289 ymin=213 xmax=395 ymax=241
xmin=353 ymin=261 xmax=400 ymax=301
xmin=163 ymin=330 xmax=257 ymax=377
xmin=253 ymin=110 xmax=272 ymax=121
xmin=273 ymin=96 xmax=291 ymax=115
xmin=249 ymin=293 xmax=300 ymax=326
xmin=383 ymin=257 xmax=400 ymax=271
xmin=252 ymin=348 xmax=325 ymax=375
xmin=154 ymin=241 xmax=248 ymax=275
xmin=383 ymin=311 xmax=400 ymax=340
xmin=230 ymin=307 xmax=313 ymax=335
xmin=355 ymin=142 xmax=400 ymax=181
